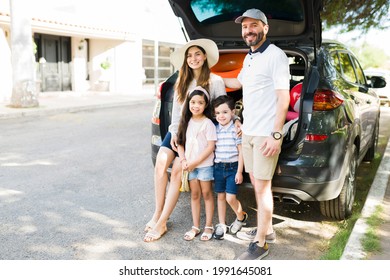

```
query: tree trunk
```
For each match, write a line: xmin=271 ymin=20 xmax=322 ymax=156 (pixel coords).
xmin=9 ymin=0 xmax=39 ymax=108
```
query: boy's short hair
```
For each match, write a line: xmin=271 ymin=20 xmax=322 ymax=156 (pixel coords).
xmin=213 ymin=95 xmax=235 ymax=111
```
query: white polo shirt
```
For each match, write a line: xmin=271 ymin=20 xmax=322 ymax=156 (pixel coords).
xmin=237 ymin=42 xmax=290 ymax=136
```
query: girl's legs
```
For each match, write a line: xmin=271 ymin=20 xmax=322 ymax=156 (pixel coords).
xmin=184 ymin=179 xmax=202 ymax=240
xmin=200 ymin=180 xmax=214 ymax=240
xmin=144 ymin=158 xmax=182 ymax=241
xmin=145 ymin=147 xmax=175 ymax=231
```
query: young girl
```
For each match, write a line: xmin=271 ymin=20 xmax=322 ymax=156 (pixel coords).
xmin=177 ymin=86 xmax=217 ymax=241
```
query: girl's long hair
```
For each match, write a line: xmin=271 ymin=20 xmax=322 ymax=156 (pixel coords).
xmin=175 ymin=45 xmax=211 ymax=104
xmin=177 ymin=89 xmax=212 ymax=146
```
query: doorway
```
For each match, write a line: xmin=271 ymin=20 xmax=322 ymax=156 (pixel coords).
xmin=34 ymin=34 xmax=72 ymax=92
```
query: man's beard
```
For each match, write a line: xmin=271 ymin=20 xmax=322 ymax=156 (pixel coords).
xmin=243 ymin=31 xmax=264 ymax=47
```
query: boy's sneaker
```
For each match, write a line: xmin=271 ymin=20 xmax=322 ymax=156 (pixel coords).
xmin=229 ymin=212 xmax=248 ymax=234
xmin=236 ymin=228 xmax=277 ymax=243
xmin=213 ymin=224 xmax=228 ymax=240
xmin=236 ymin=241 xmax=269 ymax=260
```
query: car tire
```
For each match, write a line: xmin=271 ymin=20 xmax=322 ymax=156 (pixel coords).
xmin=320 ymin=145 xmax=357 ymax=220
xmin=363 ymin=117 xmax=379 ymax=162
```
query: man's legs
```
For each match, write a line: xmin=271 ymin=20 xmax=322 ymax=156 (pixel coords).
xmin=237 ymin=134 xmax=277 ymax=259
xmin=252 ymin=177 xmax=273 ymax=246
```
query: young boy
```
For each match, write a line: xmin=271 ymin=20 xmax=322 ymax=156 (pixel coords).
xmin=212 ymin=95 xmax=248 ymax=240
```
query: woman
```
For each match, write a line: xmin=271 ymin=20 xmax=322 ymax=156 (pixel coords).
xmin=144 ymin=39 xmax=226 ymax=242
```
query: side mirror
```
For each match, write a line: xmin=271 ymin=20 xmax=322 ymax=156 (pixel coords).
xmin=369 ymin=76 xmax=386 ymax=89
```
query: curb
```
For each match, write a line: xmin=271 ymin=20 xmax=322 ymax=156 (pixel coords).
xmin=0 ymin=98 xmax=154 ymax=120
xmin=341 ymin=138 xmax=390 ymax=259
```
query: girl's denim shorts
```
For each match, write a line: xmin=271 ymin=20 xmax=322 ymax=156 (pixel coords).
xmin=188 ymin=166 xmax=214 ymax=181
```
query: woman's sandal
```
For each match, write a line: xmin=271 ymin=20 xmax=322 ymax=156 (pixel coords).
xmin=143 ymin=227 xmax=167 ymax=242
xmin=201 ymin=226 xmax=214 ymax=241
xmin=144 ymin=220 xmax=157 ymax=233
xmin=184 ymin=226 xmax=201 ymax=241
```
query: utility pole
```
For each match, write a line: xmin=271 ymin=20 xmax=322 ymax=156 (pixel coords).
xmin=9 ymin=0 xmax=39 ymax=108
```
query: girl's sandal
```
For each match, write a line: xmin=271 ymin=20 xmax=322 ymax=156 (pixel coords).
xmin=184 ymin=226 xmax=201 ymax=241
xmin=201 ymin=226 xmax=214 ymax=241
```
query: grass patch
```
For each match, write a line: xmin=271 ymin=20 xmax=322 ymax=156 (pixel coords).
xmin=361 ymin=205 xmax=384 ymax=254
xmin=320 ymin=212 xmax=360 ymax=260
xmin=319 ymin=136 xmax=386 ymax=260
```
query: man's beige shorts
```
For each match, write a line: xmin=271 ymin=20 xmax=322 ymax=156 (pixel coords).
xmin=242 ymin=134 xmax=279 ymax=180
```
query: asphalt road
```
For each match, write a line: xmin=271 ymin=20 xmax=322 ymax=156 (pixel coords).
xmin=1 ymin=102 xmax=389 ymax=260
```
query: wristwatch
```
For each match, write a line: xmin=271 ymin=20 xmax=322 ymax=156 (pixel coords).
xmin=271 ymin=131 xmax=283 ymax=140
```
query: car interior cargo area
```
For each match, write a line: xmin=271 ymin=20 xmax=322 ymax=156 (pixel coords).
xmin=210 ymin=50 xmax=306 ymax=143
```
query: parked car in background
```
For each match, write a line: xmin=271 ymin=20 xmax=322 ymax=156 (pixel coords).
xmin=364 ymin=69 xmax=390 ymax=106
xmin=151 ymin=0 xmax=385 ymax=220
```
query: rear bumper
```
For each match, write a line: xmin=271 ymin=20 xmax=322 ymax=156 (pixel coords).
xmin=240 ymin=171 xmax=344 ymax=203
xmin=271 ymin=175 xmax=343 ymax=202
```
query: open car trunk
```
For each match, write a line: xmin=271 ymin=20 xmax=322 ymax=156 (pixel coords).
xmin=208 ymin=48 xmax=308 ymax=147
xmin=168 ymin=0 xmax=322 ymax=49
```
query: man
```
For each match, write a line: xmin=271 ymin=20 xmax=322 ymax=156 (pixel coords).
xmin=224 ymin=8 xmax=290 ymax=260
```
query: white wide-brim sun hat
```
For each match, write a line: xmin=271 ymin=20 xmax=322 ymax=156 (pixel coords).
xmin=170 ymin=38 xmax=219 ymax=69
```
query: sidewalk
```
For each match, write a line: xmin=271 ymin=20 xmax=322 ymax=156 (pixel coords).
xmin=1 ymin=86 xmax=389 ymax=260
xmin=0 ymin=85 xmax=157 ymax=120
xmin=342 ymin=137 xmax=390 ymax=260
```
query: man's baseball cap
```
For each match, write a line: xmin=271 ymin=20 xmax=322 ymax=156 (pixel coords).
xmin=234 ymin=8 xmax=268 ymax=25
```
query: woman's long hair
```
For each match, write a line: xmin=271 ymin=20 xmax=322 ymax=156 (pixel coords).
xmin=175 ymin=45 xmax=211 ymax=104
xmin=177 ymin=89 xmax=212 ymax=146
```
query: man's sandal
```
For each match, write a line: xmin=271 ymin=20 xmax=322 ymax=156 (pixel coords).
xmin=201 ymin=226 xmax=214 ymax=241
xmin=184 ymin=226 xmax=201 ymax=241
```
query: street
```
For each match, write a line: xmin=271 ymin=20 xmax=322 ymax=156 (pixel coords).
xmin=1 ymin=102 xmax=389 ymax=260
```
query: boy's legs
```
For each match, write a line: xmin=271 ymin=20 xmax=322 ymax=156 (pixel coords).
xmin=214 ymin=164 xmax=227 ymax=225
xmin=224 ymin=164 xmax=244 ymax=220
xmin=224 ymin=164 xmax=247 ymax=234
xmin=226 ymin=193 xmax=244 ymax=220
xmin=213 ymin=164 xmax=228 ymax=239
xmin=217 ymin=192 xmax=227 ymax=225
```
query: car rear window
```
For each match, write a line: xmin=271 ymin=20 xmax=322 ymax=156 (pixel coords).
xmin=190 ymin=0 xmax=304 ymax=23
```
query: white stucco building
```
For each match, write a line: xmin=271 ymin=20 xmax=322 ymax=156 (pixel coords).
xmin=0 ymin=0 xmax=185 ymax=102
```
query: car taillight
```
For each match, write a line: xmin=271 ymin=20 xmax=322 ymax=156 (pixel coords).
xmin=305 ymin=134 xmax=328 ymax=141
xmin=313 ymin=89 xmax=343 ymax=111
xmin=151 ymin=111 xmax=160 ymax=125
xmin=155 ymin=82 xmax=164 ymax=100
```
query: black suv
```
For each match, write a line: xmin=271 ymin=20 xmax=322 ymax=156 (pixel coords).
xmin=151 ymin=0 xmax=384 ymax=220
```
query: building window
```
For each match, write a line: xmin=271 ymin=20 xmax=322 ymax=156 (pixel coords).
xmin=142 ymin=41 xmax=175 ymax=84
